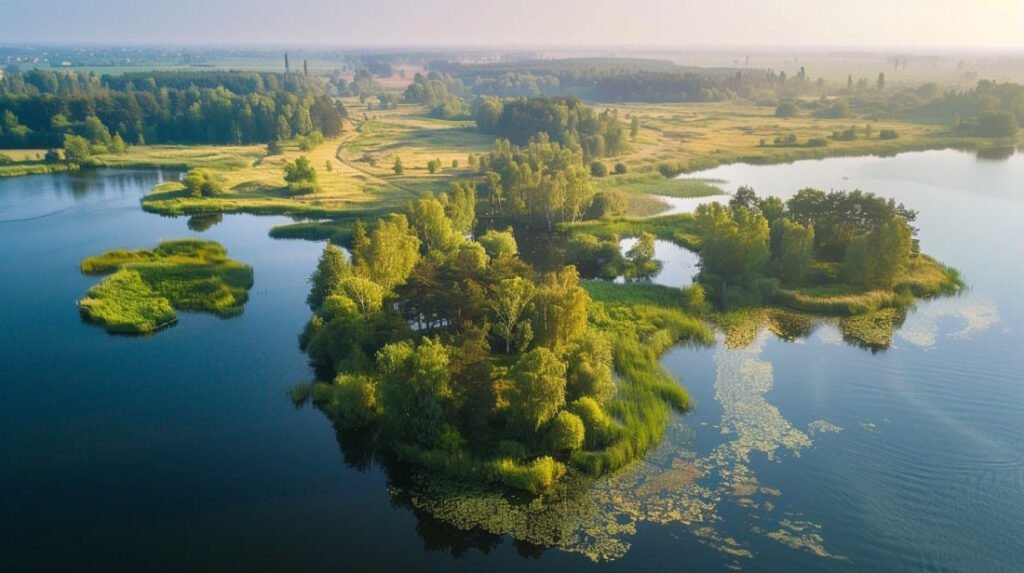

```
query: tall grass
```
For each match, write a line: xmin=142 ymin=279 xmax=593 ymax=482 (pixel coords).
xmin=78 ymin=240 xmax=254 ymax=334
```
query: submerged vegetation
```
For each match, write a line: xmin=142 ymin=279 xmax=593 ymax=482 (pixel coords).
xmin=78 ymin=240 xmax=254 ymax=334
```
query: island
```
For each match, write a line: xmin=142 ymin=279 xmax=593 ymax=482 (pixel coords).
xmin=78 ymin=240 xmax=254 ymax=334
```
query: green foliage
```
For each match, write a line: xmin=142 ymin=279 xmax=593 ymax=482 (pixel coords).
xmin=769 ymin=218 xmax=815 ymax=285
xmin=477 ymin=96 xmax=627 ymax=160
xmin=445 ymin=182 xmax=477 ymax=235
xmin=353 ymin=214 xmax=421 ymax=292
xmin=407 ymin=197 xmax=463 ymax=254
xmin=283 ymin=155 xmax=319 ymax=194
xmin=547 ymin=411 xmax=585 ymax=453
xmin=625 ymin=232 xmax=660 ymax=280
xmin=478 ymin=136 xmax=595 ymax=229
xmin=427 ymin=158 xmax=442 ymax=174
xmin=62 ymin=134 xmax=91 ymax=165
xmin=508 ymin=347 xmax=568 ymax=434
xmin=775 ymin=100 xmax=799 ymax=118
xmin=78 ymin=240 xmax=253 ymax=334
xmin=312 ymin=375 xmax=378 ymax=429
xmin=393 ymin=156 xmax=403 ymax=175
xmin=477 ymin=229 xmax=518 ymax=259
xmin=182 ymin=168 xmax=223 ymax=198
xmin=531 ymin=266 xmax=589 ymax=352
xmin=973 ymin=110 xmax=1018 ymax=137
xmin=590 ymin=161 xmax=608 ymax=177
xmin=490 ymin=277 xmax=536 ymax=354
xmin=307 ymin=242 xmax=350 ymax=310
xmin=78 ymin=269 xmax=176 ymax=334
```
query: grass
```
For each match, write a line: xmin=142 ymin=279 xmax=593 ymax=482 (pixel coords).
xmin=566 ymin=212 xmax=703 ymax=250
xmin=78 ymin=239 xmax=254 ymax=334
xmin=594 ymin=172 xmax=724 ymax=198
xmin=773 ymin=255 xmax=962 ymax=316
xmin=604 ymin=100 xmax=1011 ymax=179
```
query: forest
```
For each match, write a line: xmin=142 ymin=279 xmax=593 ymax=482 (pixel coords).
xmin=0 ymin=70 xmax=346 ymax=148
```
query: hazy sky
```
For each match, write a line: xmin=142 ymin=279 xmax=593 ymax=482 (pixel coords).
xmin=2 ymin=0 xmax=1022 ymax=48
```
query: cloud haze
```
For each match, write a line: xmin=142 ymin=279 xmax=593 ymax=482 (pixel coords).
xmin=2 ymin=0 xmax=1021 ymax=48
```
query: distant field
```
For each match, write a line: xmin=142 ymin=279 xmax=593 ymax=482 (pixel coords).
xmin=603 ymin=100 xmax=989 ymax=177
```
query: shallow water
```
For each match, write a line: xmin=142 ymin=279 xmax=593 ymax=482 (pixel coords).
xmin=0 ymin=150 xmax=1022 ymax=572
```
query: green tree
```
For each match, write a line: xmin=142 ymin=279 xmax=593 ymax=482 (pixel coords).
xmin=478 ymin=229 xmax=518 ymax=259
xmin=427 ymin=158 xmax=442 ymax=174
xmin=626 ymin=232 xmax=659 ymax=280
xmin=407 ymin=197 xmax=462 ymax=254
xmin=508 ymin=347 xmax=567 ymax=434
xmin=770 ymin=218 xmax=815 ymax=285
xmin=531 ymin=266 xmax=589 ymax=352
xmin=547 ymin=411 xmax=585 ymax=453
xmin=353 ymin=214 xmax=421 ymax=293
xmin=307 ymin=242 xmax=351 ymax=310
xmin=564 ymin=330 xmax=615 ymax=403
xmin=377 ymin=337 xmax=453 ymax=448
xmin=446 ymin=182 xmax=476 ymax=234
xmin=182 ymin=168 xmax=223 ymax=198
xmin=62 ymin=134 xmax=91 ymax=166
xmin=490 ymin=277 xmax=536 ymax=353
xmin=283 ymin=155 xmax=319 ymax=194
xmin=337 ymin=277 xmax=384 ymax=316
xmin=630 ymin=116 xmax=640 ymax=140
xmin=108 ymin=133 xmax=127 ymax=154
xmin=393 ymin=156 xmax=404 ymax=175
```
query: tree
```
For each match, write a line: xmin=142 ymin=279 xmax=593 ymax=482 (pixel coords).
xmin=353 ymin=214 xmax=421 ymax=293
xmin=377 ymin=338 xmax=453 ymax=448
xmin=626 ymin=232 xmax=659 ymax=279
xmin=82 ymin=115 xmax=111 ymax=145
xmin=877 ymin=72 xmax=885 ymax=91
xmin=490 ymin=277 xmax=536 ymax=353
xmin=564 ymin=330 xmax=615 ymax=403
xmin=283 ymin=156 xmax=319 ymax=194
xmin=695 ymin=202 xmax=770 ymax=287
xmin=775 ymin=100 xmax=798 ymax=118
xmin=427 ymin=158 xmax=442 ymax=174
xmin=842 ymin=216 xmax=912 ymax=288
xmin=614 ymin=162 xmax=628 ymax=175
xmin=108 ymin=133 xmax=127 ymax=154
xmin=62 ymin=134 xmax=91 ymax=166
xmin=307 ymin=242 xmax=350 ymax=310
xmin=590 ymin=161 xmax=608 ymax=177
xmin=446 ymin=182 xmax=476 ymax=235
xmin=531 ymin=266 xmax=588 ymax=352
xmin=407 ymin=197 xmax=462 ymax=254
xmin=975 ymin=111 xmax=1018 ymax=137
xmin=769 ymin=218 xmax=815 ymax=285
xmin=337 ymin=277 xmax=384 ymax=316
xmin=547 ymin=411 xmax=585 ymax=453
xmin=182 ymin=168 xmax=223 ymax=198
xmin=508 ymin=347 xmax=567 ymax=434
xmin=393 ymin=156 xmax=404 ymax=175
xmin=478 ymin=229 xmax=518 ymax=259
xmin=630 ymin=116 xmax=640 ymax=140
xmin=277 ymin=115 xmax=292 ymax=140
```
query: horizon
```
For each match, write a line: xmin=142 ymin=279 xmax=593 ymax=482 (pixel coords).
xmin=4 ymin=0 xmax=1022 ymax=49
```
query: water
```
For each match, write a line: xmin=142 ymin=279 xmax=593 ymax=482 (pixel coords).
xmin=615 ymin=236 xmax=698 ymax=287
xmin=0 ymin=151 xmax=1021 ymax=572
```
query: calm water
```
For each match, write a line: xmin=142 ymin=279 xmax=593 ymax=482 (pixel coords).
xmin=0 ymin=150 xmax=1021 ymax=572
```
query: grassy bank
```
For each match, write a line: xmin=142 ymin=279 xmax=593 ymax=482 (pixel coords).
xmin=79 ymin=239 xmax=254 ymax=334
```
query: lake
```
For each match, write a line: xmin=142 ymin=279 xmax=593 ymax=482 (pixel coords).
xmin=0 ymin=150 xmax=1021 ymax=572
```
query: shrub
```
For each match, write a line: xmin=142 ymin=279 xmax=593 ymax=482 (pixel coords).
xmin=547 ymin=411 xmax=585 ymax=453
xmin=879 ymin=129 xmax=899 ymax=140
xmin=590 ymin=161 xmax=608 ymax=177
xmin=614 ymin=162 xmax=628 ymax=175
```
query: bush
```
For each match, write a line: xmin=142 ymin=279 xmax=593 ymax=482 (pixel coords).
xmin=614 ymin=162 xmax=628 ymax=174
xmin=182 ymin=168 xmax=223 ymax=198
xmin=547 ymin=411 xmax=585 ymax=453
xmin=879 ymin=129 xmax=899 ymax=140
xmin=590 ymin=161 xmax=608 ymax=177
xmin=775 ymin=100 xmax=798 ymax=118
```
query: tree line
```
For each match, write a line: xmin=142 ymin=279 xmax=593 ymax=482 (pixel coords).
xmin=0 ymin=70 xmax=347 ymax=148
xmin=695 ymin=187 xmax=918 ymax=308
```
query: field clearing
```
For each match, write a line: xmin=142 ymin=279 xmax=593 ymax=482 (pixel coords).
xmin=603 ymin=101 xmax=991 ymax=177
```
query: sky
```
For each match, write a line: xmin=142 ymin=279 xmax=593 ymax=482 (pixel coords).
xmin=1 ymin=0 xmax=1022 ymax=48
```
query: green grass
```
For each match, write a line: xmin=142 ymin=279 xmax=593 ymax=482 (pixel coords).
xmin=78 ymin=239 xmax=254 ymax=334
xmin=594 ymin=172 xmax=724 ymax=198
